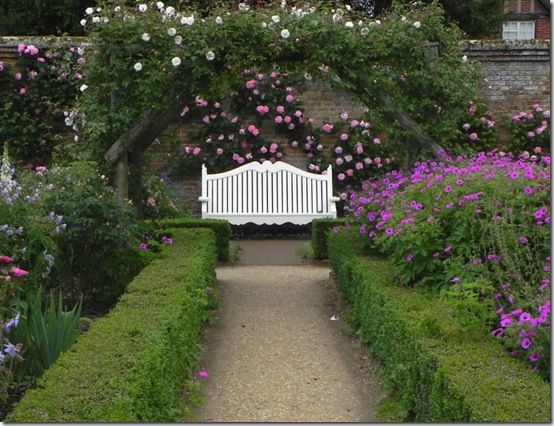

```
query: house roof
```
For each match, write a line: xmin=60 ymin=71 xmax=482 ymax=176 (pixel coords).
xmin=537 ymin=0 xmax=551 ymax=11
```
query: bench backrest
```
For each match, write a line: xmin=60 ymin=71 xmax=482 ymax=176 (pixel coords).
xmin=200 ymin=161 xmax=337 ymax=224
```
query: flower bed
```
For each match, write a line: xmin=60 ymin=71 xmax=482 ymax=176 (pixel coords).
xmin=7 ymin=227 xmax=216 ymax=422
xmin=328 ymin=229 xmax=550 ymax=422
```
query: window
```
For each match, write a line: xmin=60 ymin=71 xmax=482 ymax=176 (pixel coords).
xmin=502 ymin=21 xmax=535 ymax=40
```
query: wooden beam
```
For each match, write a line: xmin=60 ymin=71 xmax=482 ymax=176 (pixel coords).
xmin=105 ymin=93 xmax=187 ymax=165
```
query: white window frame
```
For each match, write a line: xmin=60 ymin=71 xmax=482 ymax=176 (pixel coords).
xmin=502 ymin=21 xmax=535 ymax=40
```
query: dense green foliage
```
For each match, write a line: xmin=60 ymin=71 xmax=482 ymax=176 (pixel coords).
xmin=7 ymin=228 xmax=217 ymax=422
xmin=328 ymin=229 xmax=550 ymax=422
xmin=0 ymin=0 xmax=505 ymax=38
xmin=311 ymin=218 xmax=346 ymax=259
xmin=149 ymin=218 xmax=231 ymax=261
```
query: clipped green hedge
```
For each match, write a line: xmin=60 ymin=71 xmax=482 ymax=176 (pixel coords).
xmin=328 ymin=229 xmax=550 ymax=423
xmin=8 ymin=228 xmax=217 ymax=422
xmin=311 ymin=218 xmax=346 ymax=259
xmin=151 ymin=218 xmax=231 ymax=262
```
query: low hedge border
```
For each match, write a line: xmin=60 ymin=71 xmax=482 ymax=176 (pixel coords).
xmin=149 ymin=218 xmax=231 ymax=262
xmin=328 ymin=229 xmax=550 ymax=423
xmin=311 ymin=218 xmax=346 ymax=259
xmin=8 ymin=228 xmax=217 ymax=422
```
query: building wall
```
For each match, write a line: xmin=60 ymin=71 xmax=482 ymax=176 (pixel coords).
xmin=503 ymin=0 xmax=551 ymax=39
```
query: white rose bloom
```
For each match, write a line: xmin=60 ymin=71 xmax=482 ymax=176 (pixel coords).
xmin=281 ymin=0 xmax=286 ymax=8
xmin=74 ymin=135 xmax=80 ymax=142
xmin=167 ymin=27 xmax=176 ymax=36
xmin=156 ymin=2 xmax=164 ymax=10
xmin=360 ymin=27 xmax=369 ymax=35
xmin=215 ymin=16 xmax=223 ymax=24
xmin=80 ymin=19 xmax=87 ymax=26
xmin=85 ymin=7 xmax=94 ymax=15
xmin=171 ymin=57 xmax=181 ymax=67
xmin=65 ymin=117 xmax=73 ymax=126
xmin=138 ymin=4 xmax=147 ymax=12
xmin=280 ymin=29 xmax=290 ymax=38
xmin=165 ymin=6 xmax=175 ymax=15
xmin=358 ymin=20 xmax=363 ymax=26
xmin=174 ymin=35 xmax=183 ymax=45
xmin=141 ymin=33 xmax=150 ymax=41
xmin=77 ymin=47 xmax=85 ymax=55
xmin=96 ymin=7 xmax=101 ymax=12
xmin=181 ymin=16 xmax=194 ymax=25
xmin=238 ymin=3 xmax=249 ymax=11
xmin=134 ymin=62 xmax=143 ymax=72
xmin=261 ymin=21 xmax=268 ymax=28
xmin=413 ymin=21 xmax=421 ymax=28
xmin=271 ymin=15 xmax=280 ymax=23
xmin=92 ymin=16 xmax=100 ymax=23
xmin=345 ymin=21 xmax=354 ymax=28
xmin=206 ymin=51 xmax=215 ymax=61
xmin=102 ymin=17 xmax=109 ymax=24
xmin=80 ymin=84 xmax=88 ymax=92
xmin=462 ymin=55 xmax=468 ymax=62
xmin=375 ymin=19 xmax=381 ymax=25
xmin=401 ymin=16 xmax=406 ymax=21
xmin=332 ymin=13 xmax=341 ymax=23
xmin=114 ymin=6 xmax=121 ymax=12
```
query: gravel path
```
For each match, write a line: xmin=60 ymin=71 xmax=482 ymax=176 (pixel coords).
xmin=192 ymin=241 xmax=383 ymax=422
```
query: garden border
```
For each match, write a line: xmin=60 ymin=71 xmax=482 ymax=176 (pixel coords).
xmin=7 ymin=227 xmax=217 ymax=422
xmin=328 ymin=229 xmax=550 ymax=422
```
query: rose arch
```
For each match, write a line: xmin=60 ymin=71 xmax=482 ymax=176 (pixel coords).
xmin=77 ymin=1 xmax=481 ymax=206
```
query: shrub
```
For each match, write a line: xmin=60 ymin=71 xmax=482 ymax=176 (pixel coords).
xmin=328 ymin=229 xmax=550 ymax=422
xmin=311 ymin=218 xmax=346 ymax=259
xmin=507 ymin=103 xmax=550 ymax=154
xmin=39 ymin=162 xmax=145 ymax=309
xmin=343 ymin=151 xmax=550 ymax=375
xmin=150 ymin=218 xmax=231 ymax=262
xmin=141 ymin=175 xmax=182 ymax=220
xmin=7 ymin=228 xmax=217 ymax=422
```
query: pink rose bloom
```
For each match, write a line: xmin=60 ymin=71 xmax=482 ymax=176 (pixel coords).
xmin=146 ymin=197 xmax=156 ymax=207
xmin=274 ymin=115 xmax=283 ymax=124
xmin=335 ymin=146 xmax=343 ymax=154
xmin=285 ymin=95 xmax=294 ymax=103
xmin=340 ymin=133 xmax=348 ymax=141
xmin=270 ymin=157 xmax=277 ymax=163
xmin=350 ymin=120 xmax=359 ymax=127
xmin=247 ymin=125 xmax=259 ymax=136
xmin=192 ymin=147 xmax=201 ymax=156
xmin=286 ymin=86 xmax=293 ymax=93
xmin=356 ymin=144 xmax=363 ymax=155
xmin=245 ymin=79 xmax=257 ymax=89
xmin=346 ymin=169 xmax=354 ymax=176
xmin=0 ymin=256 xmax=12 ymax=263
xmin=237 ymin=157 xmax=245 ymax=164
xmin=37 ymin=57 xmax=45 ymax=63
xmin=355 ymin=162 xmax=364 ymax=170
xmin=534 ymin=146 xmax=542 ymax=154
xmin=284 ymin=116 xmax=292 ymax=124
xmin=344 ymin=155 xmax=353 ymax=162
xmin=0 ymin=62 xmax=3 ymax=71
xmin=294 ymin=110 xmax=302 ymax=117
xmin=307 ymin=152 xmax=313 ymax=158
xmin=543 ymin=110 xmax=550 ymax=118
xmin=256 ymin=105 xmax=269 ymax=115
xmin=216 ymin=148 xmax=224 ymax=156
xmin=232 ymin=153 xmax=240 ymax=161
xmin=4 ymin=275 xmax=11 ymax=282
xmin=291 ymin=141 xmax=298 ymax=148
xmin=202 ymin=115 xmax=210 ymax=124
xmin=336 ymin=158 xmax=344 ymax=165
xmin=276 ymin=105 xmax=285 ymax=114
xmin=316 ymin=144 xmax=323 ymax=151
xmin=527 ymin=131 xmax=535 ymax=137
xmin=364 ymin=158 xmax=372 ymax=164
xmin=230 ymin=116 xmax=238 ymax=123
xmin=469 ymin=132 xmax=478 ymax=141
xmin=15 ymin=73 xmax=22 ymax=81
xmin=322 ymin=123 xmax=333 ymax=133
xmin=337 ymin=173 xmax=346 ymax=181
xmin=11 ymin=268 xmax=29 ymax=277
xmin=252 ymin=90 xmax=259 ymax=96
xmin=288 ymin=124 xmax=295 ymax=130
xmin=19 ymin=88 xmax=26 ymax=95
xmin=270 ymin=143 xmax=278 ymax=153
xmin=257 ymin=73 xmax=264 ymax=80
xmin=374 ymin=157 xmax=381 ymax=164
xmin=218 ymin=134 xmax=224 ymax=141
xmin=260 ymin=146 xmax=268 ymax=154
xmin=373 ymin=138 xmax=381 ymax=145
xmin=270 ymin=71 xmax=278 ymax=78
xmin=17 ymin=43 xmax=26 ymax=53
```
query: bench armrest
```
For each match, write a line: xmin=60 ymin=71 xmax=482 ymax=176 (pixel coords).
xmin=330 ymin=196 xmax=341 ymax=202
xmin=198 ymin=196 xmax=210 ymax=203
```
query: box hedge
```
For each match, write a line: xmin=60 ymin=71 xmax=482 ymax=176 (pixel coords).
xmin=328 ymin=229 xmax=550 ymax=423
xmin=8 ymin=228 xmax=217 ymax=422
xmin=311 ymin=218 xmax=346 ymax=259
xmin=150 ymin=218 xmax=231 ymax=262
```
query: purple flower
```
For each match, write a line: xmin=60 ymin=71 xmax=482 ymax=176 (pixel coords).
xmin=519 ymin=312 xmax=532 ymax=323
xmin=385 ymin=228 xmax=394 ymax=235
xmin=450 ymin=277 xmax=461 ymax=283
xmin=444 ymin=185 xmax=453 ymax=193
xmin=3 ymin=343 xmax=19 ymax=357
xmin=518 ymin=236 xmax=528 ymax=245
xmin=406 ymin=254 xmax=413 ymax=262
xmin=139 ymin=243 xmax=148 ymax=250
xmin=520 ymin=337 xmax=532 ymax=350
xmin=4 ymin=313 xmax=20 ymax=332
xmin=529 ymin=352 xmax=540 ymax=363
xmin=332 ymin=226 xmax=340 ymax=233
xmin=444 ymin=246 xmax=452 ymax=254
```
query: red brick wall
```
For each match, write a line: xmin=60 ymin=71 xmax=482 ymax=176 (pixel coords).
xmin=536 ymin=16 xmax=551 ymax=39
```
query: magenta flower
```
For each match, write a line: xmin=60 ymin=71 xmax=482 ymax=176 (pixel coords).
xmin=450 ymin=277 xmax=461 ymax=283
xmin=11 ymin=268 xmax=29 ymax=277
xmin=139 ymin=243 xmax=148 ymax=250
xmin=444 ymin=185 xmax=453 ymax=193
xmin=520 ymin=337 xmax=532 ymax=350
xmin=518 ymin=236 xmax=528 ymax=245
xmin=406 ymin=254 xmax=413 ymax=262
xmin=198 ymin=370 xmax=209 ymax=378
xmin=529 ymin=352 xmax=540 ymax=363
xmin=322 ymin=123 xmax=333 ymax=133
xmin=0 ymin=256 xmax=12 ymax=263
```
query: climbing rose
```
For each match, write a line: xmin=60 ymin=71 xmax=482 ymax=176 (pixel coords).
xmin=11 ymin=268 xmax=29 ymax=277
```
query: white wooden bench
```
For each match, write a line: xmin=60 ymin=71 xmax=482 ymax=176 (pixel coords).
xmin=199 ymin=161 xmax=340 ymax=225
